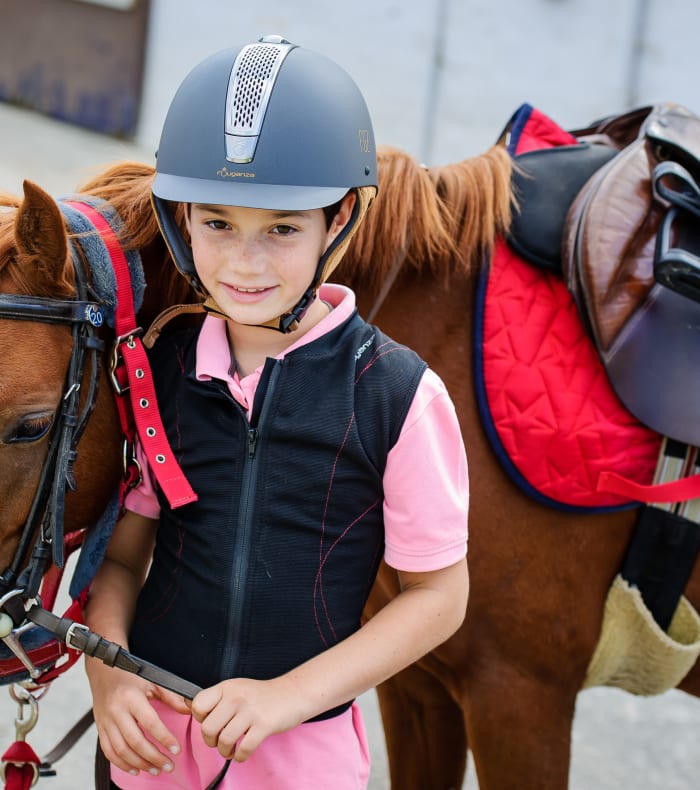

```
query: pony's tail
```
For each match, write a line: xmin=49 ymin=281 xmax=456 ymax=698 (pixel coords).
xmin=429 ymin=144 xmax=513 ymax=271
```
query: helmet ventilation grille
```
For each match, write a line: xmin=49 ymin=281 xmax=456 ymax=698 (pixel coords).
xmin=231 ymin=45 xmax=280 ymax=130
xmin=225 ymin=41 xmax=294 ymax=163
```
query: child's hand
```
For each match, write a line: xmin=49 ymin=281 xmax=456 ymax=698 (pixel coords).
xmin=190 ymin=677 xmax=304 ymax=762
xmin=88 ymin=661 xmax=188 ymax=776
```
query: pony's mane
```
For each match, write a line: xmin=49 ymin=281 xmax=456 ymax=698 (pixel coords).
xmin=77 ymin=161 xmax=160 ymax=252
xmin=340 ymin=144 xmax=513 ymax=292
xmin=77 ymin=161 xmax=193 ymax=309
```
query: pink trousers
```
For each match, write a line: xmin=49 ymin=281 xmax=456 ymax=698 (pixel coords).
xmin=110 ymin=700 xmax=370 ymax=790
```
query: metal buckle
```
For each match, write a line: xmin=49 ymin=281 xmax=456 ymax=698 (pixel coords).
xmin=122 ymin=438 xmax=143 ymax=491
xmin=65 ymin=622 xmax=90 ymax=651
xmin=109 ymin=330 xmax=143 ymax=395
xmin=0 ymin=685 xmax=41 ymax=787
xmin=0 ymin=760 xmax=39 ymax=787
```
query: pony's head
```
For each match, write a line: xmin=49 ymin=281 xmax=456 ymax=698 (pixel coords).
xmin=0 ymin=167 xmax=189 ymax=582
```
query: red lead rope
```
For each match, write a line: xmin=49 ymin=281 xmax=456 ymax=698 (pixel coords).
xmin=0 ymin=742 xmax=40 ymax=790
xmin=66 ymin=201 xmax=197 ymax=509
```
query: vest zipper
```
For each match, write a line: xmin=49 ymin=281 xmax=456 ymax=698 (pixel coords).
xmin=221 ymin=359 xmax=281 ymax=679
xmin=247 ymin=428 xmax=257 ymax=457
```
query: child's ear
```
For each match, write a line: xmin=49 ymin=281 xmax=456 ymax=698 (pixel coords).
xmin=329 ymin=191 xmax=357 ymax=239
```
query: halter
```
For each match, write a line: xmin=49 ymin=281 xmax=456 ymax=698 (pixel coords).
xmin=0 ymin=240 xmax=104 ymax=619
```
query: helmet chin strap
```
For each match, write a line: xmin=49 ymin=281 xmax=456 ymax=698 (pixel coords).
xmin=203 ymin=186 xmax=376 ymax=333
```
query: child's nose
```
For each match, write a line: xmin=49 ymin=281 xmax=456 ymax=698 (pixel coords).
xmin=229 ymin=236 xmax=265 ymax=269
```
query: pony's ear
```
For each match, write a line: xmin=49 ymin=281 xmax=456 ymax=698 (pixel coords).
xmin=15 ymin=180 xmax=69 ymax=283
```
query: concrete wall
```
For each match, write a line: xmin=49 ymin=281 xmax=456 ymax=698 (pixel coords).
xmin=135 ymin=0 xmax=700 ymax=165
xmin=1 ymin=0 xmax=699 ymax=165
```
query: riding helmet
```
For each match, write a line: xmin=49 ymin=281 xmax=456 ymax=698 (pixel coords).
xmin=151 ymin=35 xmax=378 ymax=331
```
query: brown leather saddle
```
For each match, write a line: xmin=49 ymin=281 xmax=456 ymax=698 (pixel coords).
xmin=509 ymin=102 xmax=700 ymax=445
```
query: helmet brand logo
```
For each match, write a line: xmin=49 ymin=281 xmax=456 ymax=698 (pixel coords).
xmin=217 ymin=167 xmax=256 ymax=179
xmin=358 ymin=129 xmax=371 ymax=153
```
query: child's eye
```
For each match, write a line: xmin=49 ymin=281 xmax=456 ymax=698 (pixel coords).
xmin=272 ymin=225 xmax=296 ymax=236
xmin=205 ymin=219 xmax=229 ymax=230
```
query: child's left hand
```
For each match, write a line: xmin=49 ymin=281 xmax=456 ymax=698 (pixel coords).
xmin=189 ymin=677 xmax=304 ymax=761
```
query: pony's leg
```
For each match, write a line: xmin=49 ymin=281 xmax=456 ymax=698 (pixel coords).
xmin=376 ymin=662 xmax=468 ymax=790
xmin=464 ymin=665 xmax=577 ymax=790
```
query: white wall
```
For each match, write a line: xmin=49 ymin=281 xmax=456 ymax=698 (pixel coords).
xmin=135 ymin=0 xmax=700 ymax=166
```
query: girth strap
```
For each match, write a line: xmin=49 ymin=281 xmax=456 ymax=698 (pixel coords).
xmin=621 ymin=438 xmax=700 ymax=630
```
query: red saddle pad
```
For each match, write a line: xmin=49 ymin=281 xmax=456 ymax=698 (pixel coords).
xmin=476 ymin=238 xmax=660 ymax=509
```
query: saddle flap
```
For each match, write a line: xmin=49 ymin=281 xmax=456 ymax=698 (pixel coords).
xmin=508 ymin=143 xmax=618 ymax=271
xmin=563 ymin=140 xmax=660 ymax=353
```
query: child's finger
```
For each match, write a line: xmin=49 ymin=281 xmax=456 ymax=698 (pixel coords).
xmin=151 ymin=685 xmax=191 ymax=715
xmin=134 ymin=701 xmax=182 ymax=759
xmin=101 ymin=718 xmax=173 ymax=777
xmin=190 ymin=685 xmax=224 ymax=722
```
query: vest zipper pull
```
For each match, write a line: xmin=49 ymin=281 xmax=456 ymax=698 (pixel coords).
xmin=247 ymin=428 xmax=258 ymax=457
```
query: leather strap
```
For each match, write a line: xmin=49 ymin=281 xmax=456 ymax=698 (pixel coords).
xmin=597 ymin=469 xmax=700 ymax=503
xmin=25 ymin=606 xmax=201 ymax=700
xmin=40 ymin=709 xmax=95 ymax=774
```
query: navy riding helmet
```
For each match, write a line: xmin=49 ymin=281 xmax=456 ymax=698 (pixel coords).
xmin=151 ymin=35 xmax=379 ymax=331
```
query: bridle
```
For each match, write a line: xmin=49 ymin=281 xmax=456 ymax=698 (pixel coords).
xmin=0 ymin=234 xmax=104 ymax=627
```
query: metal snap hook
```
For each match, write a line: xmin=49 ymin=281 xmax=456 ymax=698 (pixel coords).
xmin=9 ymin=685 xmax=39 ymax=741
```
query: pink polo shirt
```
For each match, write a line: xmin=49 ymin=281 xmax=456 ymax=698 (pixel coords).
xmin=126 ymin=284 xmax=468 ymax=571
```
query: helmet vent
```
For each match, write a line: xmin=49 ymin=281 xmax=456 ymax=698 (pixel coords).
xmin=225 ymin=41 xmax=294 ymax=164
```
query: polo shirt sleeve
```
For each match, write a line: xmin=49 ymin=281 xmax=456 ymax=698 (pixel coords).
xmin=123 ymin=440 xmax=161 ymax=520
xmin=382 ymin=368 xmax=469 ymax=572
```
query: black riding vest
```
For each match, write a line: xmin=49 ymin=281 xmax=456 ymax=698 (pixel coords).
xmin=129 ymin=310 xmax=426 ymax=719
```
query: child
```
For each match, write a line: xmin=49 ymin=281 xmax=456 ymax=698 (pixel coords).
xmin=85 ymin=35 xmax=469 ymax=790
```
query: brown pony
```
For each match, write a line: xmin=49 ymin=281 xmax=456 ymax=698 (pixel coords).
xmin=0 ymin=139 xmax=698 ymax=789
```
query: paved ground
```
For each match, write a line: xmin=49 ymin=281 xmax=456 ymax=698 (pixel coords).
xmin=0 ymin=102 xmax=699 ymax=788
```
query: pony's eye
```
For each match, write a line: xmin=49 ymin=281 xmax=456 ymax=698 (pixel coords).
xmin=5 ymin=414 xmax=54 ymax=444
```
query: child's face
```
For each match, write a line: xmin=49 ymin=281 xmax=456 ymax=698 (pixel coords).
xmin=185 ymin=198 xmax=352 ymax=326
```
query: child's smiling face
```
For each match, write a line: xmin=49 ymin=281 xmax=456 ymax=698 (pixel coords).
xmin=185 ymin=197 xmax=352 ymax=327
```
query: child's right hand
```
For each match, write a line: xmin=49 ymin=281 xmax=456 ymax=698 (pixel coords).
xmin=88 ymin=659 xmax=188 ymax=777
